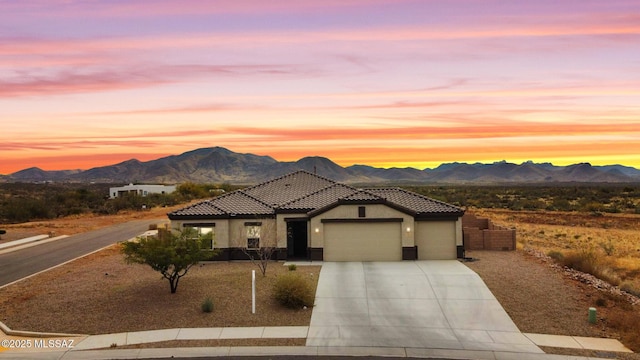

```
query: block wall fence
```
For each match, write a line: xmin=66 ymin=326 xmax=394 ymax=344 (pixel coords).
xmin=462 ymin=213 xmax=516 ymax=251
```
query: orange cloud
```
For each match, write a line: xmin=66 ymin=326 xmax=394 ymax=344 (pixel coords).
xmin=1 ymin=152 xmax=173 ymax=173
xmin=223 ymin=122 xmax=640 ymax=142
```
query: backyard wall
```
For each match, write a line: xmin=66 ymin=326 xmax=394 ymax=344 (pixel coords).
xmin=462 ymin=213 xmax=516 ymax=251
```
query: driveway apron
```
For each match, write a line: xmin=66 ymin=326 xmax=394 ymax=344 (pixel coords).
xmin=306 ymin=261 xmax=543 ymax=353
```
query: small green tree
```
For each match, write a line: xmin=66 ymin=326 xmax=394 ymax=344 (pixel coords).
xmin=121 ymin=228 xmax=217 ymax=293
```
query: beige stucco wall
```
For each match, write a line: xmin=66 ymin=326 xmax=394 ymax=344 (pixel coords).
xmin=171 ymin=219 xmax=230 ymax=248
xmin=310 ymin=204 xmax=415 ymax=249
xmin=455 ymin=218 xmax=462 ymax=246
xmin=171 ymin=218 xmax=277 ymax=248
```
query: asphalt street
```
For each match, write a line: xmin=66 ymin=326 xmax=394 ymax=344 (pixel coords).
xmin=0 ymin=219 xmax=160 ymax=287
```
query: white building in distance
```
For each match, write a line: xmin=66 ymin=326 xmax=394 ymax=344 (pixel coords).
xmin=109 ymin=183 xmax=177 ymax=199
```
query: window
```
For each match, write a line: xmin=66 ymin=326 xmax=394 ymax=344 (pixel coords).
xmin=245 ymin=223 xmax=261 ymax=249
xmin=183 ymin=224 xmax=215 ymax=250
xmin=199 ymin=227 xmax=215 ymax=249
xmin=358 ymin=206 xmax=366 ymax=218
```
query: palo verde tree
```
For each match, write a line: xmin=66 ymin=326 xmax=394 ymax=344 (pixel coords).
xmin=121 ymin=227 xmax=217 ymax=293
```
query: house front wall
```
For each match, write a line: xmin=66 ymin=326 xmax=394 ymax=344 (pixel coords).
xmin=310 ymin=204 xmax=415 ymax=261
xmin=171 ymin=218 xmax=277 ymax=249
xmin=172 ymin=219 xmax=230 ymax=248
xmin=171 ymin=207 xmax=461 ymax=261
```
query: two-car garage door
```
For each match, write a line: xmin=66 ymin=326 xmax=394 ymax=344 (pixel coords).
xmin=323 ymin=222 xmax=402 ymax=261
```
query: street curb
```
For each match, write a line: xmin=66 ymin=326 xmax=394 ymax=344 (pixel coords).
xmin=0 ymin=321 xmax=85 ymax=339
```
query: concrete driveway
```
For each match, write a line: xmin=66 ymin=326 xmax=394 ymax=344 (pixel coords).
xmin=306 ymin=261 xmax=543 ymax=353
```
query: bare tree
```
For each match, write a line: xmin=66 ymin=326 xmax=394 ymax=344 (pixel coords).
xmin=233 ymin=220 xmax=278 ymax=277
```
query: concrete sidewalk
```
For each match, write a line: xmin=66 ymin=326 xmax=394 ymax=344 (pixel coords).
xmin=1 ymin=324 xmax=632 ymax=359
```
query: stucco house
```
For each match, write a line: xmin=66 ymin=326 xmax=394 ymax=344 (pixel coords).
xmin=110 ymin=183 xmax=177 ymax=199
xmin=168 ymin=170 xmax=464 ymax=261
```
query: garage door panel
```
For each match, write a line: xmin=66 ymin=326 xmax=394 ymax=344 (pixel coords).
xmin=416 ymin=221 xmax=456 ymax=260
xmin=324 ymin=223 xmax=402 ymax=261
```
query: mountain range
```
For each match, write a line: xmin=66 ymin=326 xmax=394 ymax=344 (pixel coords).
xmin=3 ymin=147 xmax=640 ymax=184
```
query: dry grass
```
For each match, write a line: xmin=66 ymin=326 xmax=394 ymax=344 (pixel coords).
xmin=0 ymin=244 xmax=320 ymax=335
xmin=467 ymin=208 xmax=640 ymax=355
xmin=472 ymin=208 xmax=640 ymax=297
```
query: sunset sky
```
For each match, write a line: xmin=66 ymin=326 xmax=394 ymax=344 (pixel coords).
xmin=2 ymin=0 xmax=640 ymax=174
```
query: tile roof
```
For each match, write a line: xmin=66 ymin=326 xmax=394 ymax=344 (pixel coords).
xmin=279 ymin=184 xmax=357 ymax=211
xmin=341 ymin=190 xmax=382 ymax=202
xmin=168 ymin=170 xmax=463 ymax=220
xmin=242 ymin=171 xmax=337 ymax=206
xmin=168 ymin=200 xmax=226 ymax=218
xmin=206 ymin=191 xmax=273 ymax=215
xmin=169 ymin=190 xmax=273 ymax=218
xmin=364 ymin=188 xmax=463 ymax=215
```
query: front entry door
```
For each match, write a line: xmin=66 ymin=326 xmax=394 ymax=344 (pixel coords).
xmin=286 ymin=221 xmax=308 ymax=259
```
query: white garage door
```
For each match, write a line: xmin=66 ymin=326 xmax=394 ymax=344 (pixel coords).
xmin=323 ymin=222 xmax=402 ymax=261
xmin=416 ymin=221 xmax=456 ymax=260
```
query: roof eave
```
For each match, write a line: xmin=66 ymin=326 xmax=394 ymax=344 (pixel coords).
xmin=415 ymin=210 xmax=465 ymax=220
xmin=168 ymin=212 xmax=276 ymax=220
xmin=275 ymin=208 xmax=313 ymax=214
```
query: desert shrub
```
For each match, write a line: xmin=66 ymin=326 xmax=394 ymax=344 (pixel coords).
xmin=620 ymin=281 xmax=640 ymax=298
xmin=595 ymin=298 xmax=607 ymax=307
xmin=547 ymin=250 xmax=564 ymax=262
xmin=201 ymin=297 xmax=214 ymax=313
xmin=597 ymin=267 xmax=621 ymax=286
xmin=560 ymin=248 xmax=599 ymax=274
xmin=288 ymin=264 xmax=297 ymax=271
xmin=599 ymin=239 xmax=615 ymax=256
xmin=273 ymin=273 xmax=314 ymax=309
xmin=560 ymin=248 xmax=620 ymax=285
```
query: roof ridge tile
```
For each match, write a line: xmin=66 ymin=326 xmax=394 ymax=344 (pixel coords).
xmin=279 ymin=183 xmax=356 ymax=208
xmin=238 ymin=189 xmax=276 ymax=209
xmin=203 ymin=199 xmax=229 ymax=215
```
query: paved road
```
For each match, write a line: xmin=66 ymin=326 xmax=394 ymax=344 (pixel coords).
xmin=0 ymin=219 xmax=160 ymax=287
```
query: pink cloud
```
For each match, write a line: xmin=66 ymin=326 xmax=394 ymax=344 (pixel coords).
xmin=0 ymin=63 xmax=312 ymax=97
xmin=1 ymin=0 xmax=399 ymax=19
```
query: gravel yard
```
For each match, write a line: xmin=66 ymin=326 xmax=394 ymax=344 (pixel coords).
xmin=465 ymin=250 xmax=640 ymax=359
xmin=0 ymin=244 xmax=320 ymax=335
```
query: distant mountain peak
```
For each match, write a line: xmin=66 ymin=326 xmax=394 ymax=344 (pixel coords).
xmin=4 ymin=147 xmax=640 ymax=184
